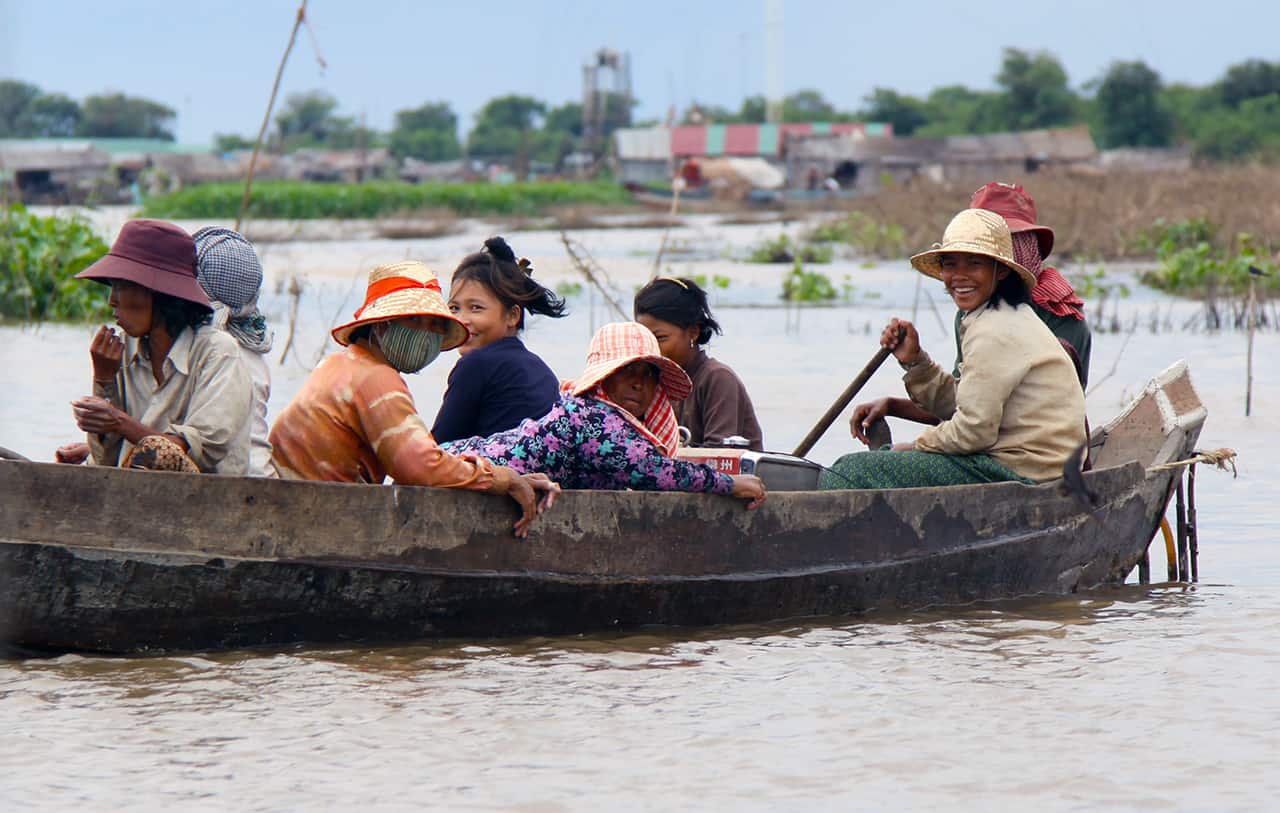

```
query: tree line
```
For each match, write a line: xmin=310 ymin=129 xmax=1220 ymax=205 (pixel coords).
xmin=5 ymin=49 xmax=1280 ymax=163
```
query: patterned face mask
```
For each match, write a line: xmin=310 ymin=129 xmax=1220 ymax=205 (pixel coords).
xmin=377 ymin=322 xmax=443 ymax=373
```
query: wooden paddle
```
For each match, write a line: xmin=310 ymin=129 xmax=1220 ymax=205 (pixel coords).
xmin=792 ymin=331 xmax=901 ymax=458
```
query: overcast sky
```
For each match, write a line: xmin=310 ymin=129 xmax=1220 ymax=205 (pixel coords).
xmin=1 ymin=0 xmax=1272 ymax=144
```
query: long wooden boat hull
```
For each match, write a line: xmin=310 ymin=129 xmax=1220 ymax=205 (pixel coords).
xmin=0 ymin=363 xmax=1205 ymax=654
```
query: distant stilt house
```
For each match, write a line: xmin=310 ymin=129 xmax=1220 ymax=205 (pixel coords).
xmin=613 ymin=122 xmax=893 ymax=193
xmin=785 ymin=125 xmax=1101 ymax=193
xmin=286 ymin=148 xmax=393 ymax=183
xmin=0 ymin=140 xmax=112 ymax=203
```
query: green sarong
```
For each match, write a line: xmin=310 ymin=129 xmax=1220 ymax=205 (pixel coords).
xmin=819 ymin=449 xmax=1034 ymax=490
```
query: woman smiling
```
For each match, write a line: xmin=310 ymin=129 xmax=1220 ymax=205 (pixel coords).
xmin=443 ymin=322 xmax=766 ymax=507
xmin=824 ymin=208 xmax=1086 ymax=490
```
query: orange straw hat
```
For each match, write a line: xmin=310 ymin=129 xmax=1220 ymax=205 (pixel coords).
xmin=331 ymin=261 xmax=467 ymax=349
xmin=909 ymin=208 xmax=1037 ymax=291
xmin=570 ymin=321 xmax=692 ymax=401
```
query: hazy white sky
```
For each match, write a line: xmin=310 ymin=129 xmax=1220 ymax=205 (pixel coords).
xmin=1 ymin=0 xmax=1270 ymax=144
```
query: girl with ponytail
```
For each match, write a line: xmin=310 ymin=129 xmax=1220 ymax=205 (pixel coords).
xmin=433 ymin=236 xmax=568 ymax=442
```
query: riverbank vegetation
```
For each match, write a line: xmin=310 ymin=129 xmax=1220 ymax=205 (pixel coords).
xmin=805 ymin=167 xmax=1280 ymax=264
xmin=0 ymin=205 xmax=109 ymax=321
xmin=140 ymin=180 xmax=635 ymax=220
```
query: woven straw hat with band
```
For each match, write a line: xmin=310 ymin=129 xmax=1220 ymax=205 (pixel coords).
xmin=909 ymin=208 xmax=1037 ymax=291
xmin=331 ymin=261 xmax=467 ymax=349
xmin=570 ymin=322 xmax=692 ymax=401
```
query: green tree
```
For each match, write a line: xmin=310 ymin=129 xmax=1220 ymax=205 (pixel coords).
xmin=918 ymin=85 xmax=1005 ymax=135
xmin=79 ymin=92 xmax=176 ymax=140
xmin=1217 ymin=59 xmax=1280 ymax=108
xmin=782 ymin=89 xmax=836 ymax=122
xmin=995 ymin=48 xmax=1080 ymax=130
xmin=0 ymin=80 xmax=43 ymax=136
xmin=25 ymin=93 xmax=81 ymax=137
xmin=738 ymin=95 xmax=767 ymax=123
xmin=467 ymin=95 xmax=546 ymax=165
xmin=1193 ymin=93 xmax=1280 ymax=160
xmin=274 ymin=90 xmax=354 ymax=150
xmin=213 ymin=133 xmax=255 ymax=153
xmin=1093 ymin=60 xmax=1173 ymax=148
xmin=389 ymin=101 xmax=461 ymax=161
xmin=861 ymin=88 xmax=929 ymax=135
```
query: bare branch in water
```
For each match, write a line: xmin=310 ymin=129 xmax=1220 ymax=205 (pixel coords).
xmin=559 ymin=230 xmax=628 ymax=321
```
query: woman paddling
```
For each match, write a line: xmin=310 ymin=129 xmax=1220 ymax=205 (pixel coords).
xmin=268 ymin=260 xmax=559 ymax=538
xmin=634 ymin=277 xmax=763 ymax=450
xmin=57 ymin=219 xmax=252 ymax=474
xmin=432 ymin=237 xmax=567 ymax=442
xmin=443 ymin=321 xmax=766 ymax=507
xmin=825 ymin=208 xmax=1085 ymax=489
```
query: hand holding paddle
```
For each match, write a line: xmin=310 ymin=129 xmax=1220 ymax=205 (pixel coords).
xmin=792 ymin=324 xmax=908 ymax=458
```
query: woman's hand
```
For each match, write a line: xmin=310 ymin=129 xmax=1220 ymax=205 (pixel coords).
xmin=55 ymin=442 xmax=90 ymax=464
xmin=849 ymin=398 xmax=892 ymax=446
xmin=90 ymin=326 xmax=125 ymax=382
xmin=71 ymin=396 xmax=122 ymax=435
xmin=880 ymin=318 xmax=922 ymax=366
xmin=502 ymin=469 xmax=561 ymax=538
xmin=730 ymin=474 xmax=767 ymax=510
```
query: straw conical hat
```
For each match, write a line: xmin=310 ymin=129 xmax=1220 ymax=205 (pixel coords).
xmin=331 ymin=261 xmax=467 ymax=349
xmin=910 ymin=208 xmax=1036 ymax=291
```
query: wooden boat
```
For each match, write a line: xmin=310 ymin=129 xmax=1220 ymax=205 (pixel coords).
xmin=0 ymin=362 xmax=1205 ymax=655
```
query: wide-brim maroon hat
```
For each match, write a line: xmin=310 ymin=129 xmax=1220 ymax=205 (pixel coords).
xmin=969 ymin=182 xmax=1055 ymax=259
xmin=76 ymin=219 xmax=212 ymax=307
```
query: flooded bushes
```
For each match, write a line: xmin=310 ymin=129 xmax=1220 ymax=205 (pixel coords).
xmin=0 ymin=204 xmax=110 ymax=321
xmin=1138 ymin=218 xmax=1279 ymax=296
xmin=805 ymin=212 xmax=908 ymax=258
xmin=781 ymin=262 xmax=838 ymax=302
xmin=745 ymin=233 xmax=832 ymax=264
xmin=141 ymin=180 xmax=634 ymax=220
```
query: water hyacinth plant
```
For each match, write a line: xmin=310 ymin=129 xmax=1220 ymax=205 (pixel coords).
xmin=0 ymin=204 xmax=110 ymax=321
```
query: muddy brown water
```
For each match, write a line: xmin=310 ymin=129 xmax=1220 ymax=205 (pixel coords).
xmin=1 ymin=249 xmax=1277 ymax=810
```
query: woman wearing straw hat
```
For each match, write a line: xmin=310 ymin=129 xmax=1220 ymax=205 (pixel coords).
xmin=269 ymin=260 xmax=558 ymax=538
xmin=442 ymin=322 xmax=766 ymax=507
xmin=825 ymin=208 xmax=1085 ymax=490
xmin=56 ymin=219 xmax=253 ymax=474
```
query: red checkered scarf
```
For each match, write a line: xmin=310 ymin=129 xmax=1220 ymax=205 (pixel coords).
xmin=1013 ymin=232 xmax=1085 ymax=320
xmin=590 ymin=384 xmax=681 ymax=458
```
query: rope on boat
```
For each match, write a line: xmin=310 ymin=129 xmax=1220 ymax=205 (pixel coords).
xmin=1147 ymin=447 xmax=1238 ymax=478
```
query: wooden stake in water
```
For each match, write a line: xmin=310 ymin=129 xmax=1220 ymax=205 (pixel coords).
xmin=1245 ymin=265 xmax=1267 ymax=417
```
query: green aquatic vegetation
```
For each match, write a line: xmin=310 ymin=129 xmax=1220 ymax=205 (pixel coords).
xmin=1137 ymin=221 xmax=1279 ymax=296
xmin=0 ymin=204 xmax=110 ymax=321
xmin=141 ymin=180 xmax=634 ymax=220
xmin=781 ymin=261 xmax=838 ymax=302
xmin=558 ymin=281 xmax=585 ymax=297
xmin=805 ymin=212 xmax=906 ymax=258
xmin=690 ymin=273 xmax=732 ymax=291
xmin=745 ymin=233 xmax=832 ymax=264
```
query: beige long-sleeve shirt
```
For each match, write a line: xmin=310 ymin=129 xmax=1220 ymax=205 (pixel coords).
xmin=89 ymin=324 xmax=253 ymax=475
xmin=904 ymin=303 xmax=1086 ymax=483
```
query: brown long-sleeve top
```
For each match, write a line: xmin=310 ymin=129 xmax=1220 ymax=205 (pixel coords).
xmin=675 ymin=349 xmax=764 ymax=451
xmin=904 ymin=303 xmax=1086 ymax=483
xmin=269 ymin=343 xmax=496 ymax=489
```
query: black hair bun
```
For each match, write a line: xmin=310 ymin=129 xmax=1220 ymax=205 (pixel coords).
xmin=484 ymin=236 xmax=516 ymax=263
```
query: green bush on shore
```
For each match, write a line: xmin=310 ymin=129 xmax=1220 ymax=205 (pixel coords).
xmin=0 ymin=204 xmax=111 ymax=321
xmin=141 ymin=180 xmax=635 ymax=220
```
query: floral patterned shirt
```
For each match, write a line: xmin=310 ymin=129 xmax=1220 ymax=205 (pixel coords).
xmin=442 ymin=394 xmax=735 ymax=494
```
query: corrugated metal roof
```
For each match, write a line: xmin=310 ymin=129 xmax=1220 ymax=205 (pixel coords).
xmin=614 ymin=127 xmax=672 ymax=160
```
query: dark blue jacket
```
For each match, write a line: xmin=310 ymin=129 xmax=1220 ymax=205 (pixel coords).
xmin=431 ymin=337 xmax=560 ymax=443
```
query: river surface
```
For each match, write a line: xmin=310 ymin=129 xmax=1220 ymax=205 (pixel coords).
xmin=1 ymin=220 xmax=1277 ymax=810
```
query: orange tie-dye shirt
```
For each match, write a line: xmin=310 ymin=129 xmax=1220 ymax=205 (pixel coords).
xmin=270 ymin=343 xmax=496 ymax=489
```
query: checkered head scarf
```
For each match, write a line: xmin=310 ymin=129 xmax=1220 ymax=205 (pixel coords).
xmin=193 ymin=226 xmax=273 ymax=353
